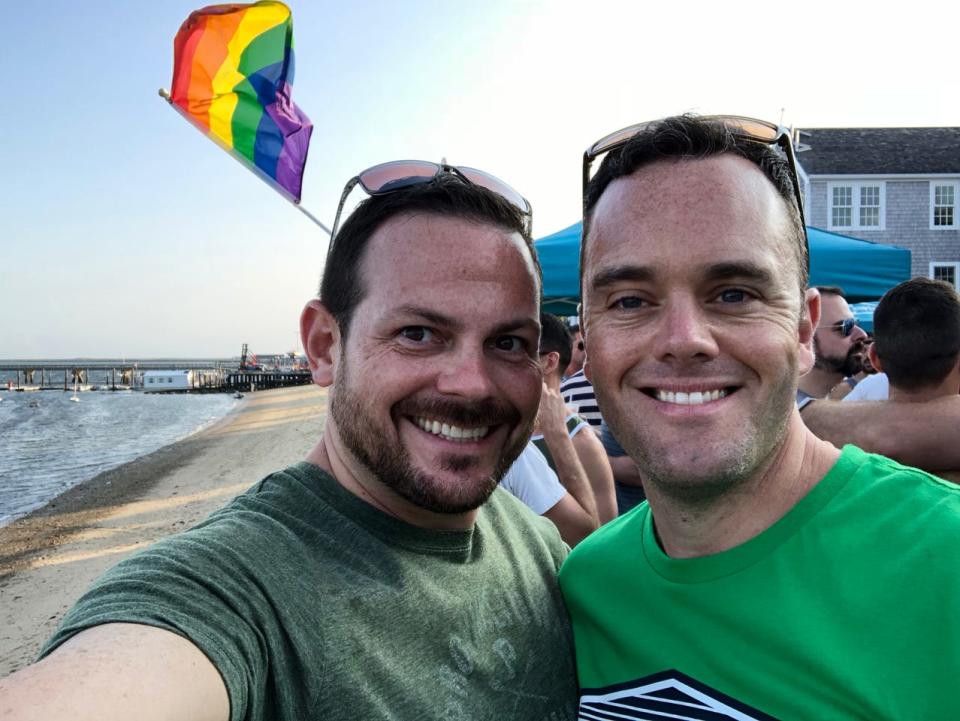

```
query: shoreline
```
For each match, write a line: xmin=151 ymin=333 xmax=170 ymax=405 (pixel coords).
xmin=0 ymin=390 xmax=242 ymax=530
xmin=0 ymin=384 xmax=328 ymax=677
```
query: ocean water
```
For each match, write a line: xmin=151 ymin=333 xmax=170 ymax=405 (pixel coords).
xmin=0 ymin=389 xmax=238 ymax=527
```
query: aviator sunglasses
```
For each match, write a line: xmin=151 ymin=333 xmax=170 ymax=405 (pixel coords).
xmin=582 ymin=115 xmax=808 ymax=251
xmin=328 ymin=160 xmax=532 ymax=260
xmin=830 ymin=317 xmax=860 ymax=337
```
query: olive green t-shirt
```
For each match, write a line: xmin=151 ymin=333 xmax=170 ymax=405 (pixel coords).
xmin=43 ymin=463 xmax=577 ymax=721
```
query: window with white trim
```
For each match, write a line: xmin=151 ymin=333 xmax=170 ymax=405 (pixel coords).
xmin=930 ymin=182 xmax=959 ymax=229
xmin=827 ymin=182 xmax=885 ymax=230
xmin=930 ymin=262 xmax=960 ymax=288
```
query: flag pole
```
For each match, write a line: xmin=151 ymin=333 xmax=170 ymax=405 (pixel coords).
xmin=158 ymin=89 xmax=332 ymax=237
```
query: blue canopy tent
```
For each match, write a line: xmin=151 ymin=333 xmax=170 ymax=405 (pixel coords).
xmin=535 ymin=222 xmax=911 ymax=317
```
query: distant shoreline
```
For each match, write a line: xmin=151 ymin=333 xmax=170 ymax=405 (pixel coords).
xmin=0 ymin=384 xmax=328 ymax=677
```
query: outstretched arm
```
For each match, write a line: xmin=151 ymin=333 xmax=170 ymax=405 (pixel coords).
xmin=801 ymin=396 xmax=960 ymax=471
xmin=0 ymin=623 xmax=229 ymax=721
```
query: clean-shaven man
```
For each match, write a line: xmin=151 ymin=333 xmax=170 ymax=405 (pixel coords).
xmin=559 ymin=114 xmax=960 ymax=719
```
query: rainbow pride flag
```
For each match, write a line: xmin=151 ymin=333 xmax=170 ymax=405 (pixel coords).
xmin=167 ymin=1 xmax=312 ymax=203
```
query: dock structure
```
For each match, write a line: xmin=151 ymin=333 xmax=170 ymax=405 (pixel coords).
xmin=0 ymin=360 xmax=312 ymax=394
xmin=226 ymin=370 xmax=312 ymax=392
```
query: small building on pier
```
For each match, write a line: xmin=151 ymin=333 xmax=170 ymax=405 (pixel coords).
xmin=142 ymin=369 xmax=222 ymax=392
xmin=143 ymin=370 xmax=194 ymax=391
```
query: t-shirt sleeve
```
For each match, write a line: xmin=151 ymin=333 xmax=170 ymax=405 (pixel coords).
xmin=500 ymin=445 xmax=567 ymax=515
xmin=40 ymin=522 xmax=269 ymax=721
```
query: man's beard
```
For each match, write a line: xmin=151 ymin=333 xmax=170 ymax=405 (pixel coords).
xmin=814 ymin=336 xmax=864 ymax=377
xmin=331 ymin=368 xmax=532 ymax=515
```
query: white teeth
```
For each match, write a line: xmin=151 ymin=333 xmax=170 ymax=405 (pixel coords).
xmin=414 ymin=417 xmax=489 ymax=442
xmin=655 ymin=389 xmax=728 ymax=405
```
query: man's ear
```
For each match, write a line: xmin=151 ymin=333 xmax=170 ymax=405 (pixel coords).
xmin=797 ymin=287 xmax=821 ymax=376
xmin=868 ymin=343 xmax=883 ymax=373
xmin=300 ymin=299 xmax=341 ymax=388
xmin=541 ymin=350 xmax=560 ymax=377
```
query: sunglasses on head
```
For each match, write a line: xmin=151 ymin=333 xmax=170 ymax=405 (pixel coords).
xmin=582 ymin=115 xmax=808 ymax=249
xmin=830 ymin=317 xmax=860 ymax=337
xmin=328 ymin=160 xmax=532 ymax=260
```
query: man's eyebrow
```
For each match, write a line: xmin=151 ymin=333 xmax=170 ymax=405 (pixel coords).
xmin=489 ymin=317 xmax=540 ymax=337
xmin=588 ymin=264 xmax=655 ymax=290
xmin=394 ymin=306 xmax=462 ymax=331
xmin=703 ymin=261 xmax=775 ymax=285
xmin=392 ymin=306 xmax=538 ymax=336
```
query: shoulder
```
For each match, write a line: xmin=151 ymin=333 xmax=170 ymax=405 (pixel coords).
xmin=836 ymin=446 xmax=960 ymax=521
xmin=848 ymin=445 xmax=960 ymax=490
xmin=500 ymin=445 xmax=566 ymax=518
xmin=560 ymin=371 xmax=593 ymax=394
xmin=566 ymin=414 xmax=591 ymax=438
xmin=483 ymin=487 xmax=569 ymax=567
xmin=843 ymin=373 xmax=889 ymax=402
xmin=559 ymin=503 xmax=647 ymax=584
xmin=501 ymin=444 xmax=556 ymax=489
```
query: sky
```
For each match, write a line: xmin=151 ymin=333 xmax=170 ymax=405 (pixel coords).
xmin=2 ymin=0 xmax=956 ymax=359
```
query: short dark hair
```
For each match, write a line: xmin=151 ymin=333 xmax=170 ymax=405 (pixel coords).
xmin=320 ymin=173 xmax=538 ymax=338
xmin=539 ymin=312 xmax=573 ymax=372
xmin=582 ymin=114 xmax=808 ymax=294
xmin=815 ymin=286 xmax=846 ymax=299
xmin=874 ymin=278 xmax=960 ymax=391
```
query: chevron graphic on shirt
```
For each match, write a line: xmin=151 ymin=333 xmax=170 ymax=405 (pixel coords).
xmin=578 ymin=670 xmax=779 ymax=721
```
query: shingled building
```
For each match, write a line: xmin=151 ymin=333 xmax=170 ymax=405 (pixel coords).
xmin=795 ymin=127 xmax=960 ymax=287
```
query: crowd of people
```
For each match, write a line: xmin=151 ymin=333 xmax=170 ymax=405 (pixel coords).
xmin=2 ymin=114 xmax=959 ymax=720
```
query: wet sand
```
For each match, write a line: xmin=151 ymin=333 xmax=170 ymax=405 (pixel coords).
xmin=0 ymin=384 xmax=327 ymax=677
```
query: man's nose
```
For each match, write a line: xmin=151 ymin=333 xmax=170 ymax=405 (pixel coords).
xmin=435 ymin=346 xmax=496 ymax=398
xmin=650 ymin=297 xmax=720 ymax=363
xmin=850 ymin=324 xmax=869 ymax=344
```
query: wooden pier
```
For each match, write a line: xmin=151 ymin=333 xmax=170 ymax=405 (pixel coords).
xmin=0 ymin=361 xmax=312 ymax=394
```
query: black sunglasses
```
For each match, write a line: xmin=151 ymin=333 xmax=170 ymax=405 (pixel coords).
xmin=582 ymin=115 xmax=808 ymax=251
xmin=328 ymin=160 xmax=532 ymax=260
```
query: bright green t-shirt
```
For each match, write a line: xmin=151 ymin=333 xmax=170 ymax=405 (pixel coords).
xmin=44 ymin=463 xmax=578 ymax=721
xmin=559 ymin=446 xmax=960 ymax=720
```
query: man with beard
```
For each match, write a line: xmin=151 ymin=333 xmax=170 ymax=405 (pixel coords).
xmin=796 ymin=286 xmax=868 ymax=408
xmin=0 ymin=167 xmax=578 ymax=721
xmin=558 ymin=115 xmax=960 ymax=719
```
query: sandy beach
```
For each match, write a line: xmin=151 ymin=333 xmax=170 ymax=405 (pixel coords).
xmin=0 ymin=384 xmax=327 ymax=677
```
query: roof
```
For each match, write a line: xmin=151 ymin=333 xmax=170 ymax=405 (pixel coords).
xmin=795 ymin=127 xmax=960 ymax=175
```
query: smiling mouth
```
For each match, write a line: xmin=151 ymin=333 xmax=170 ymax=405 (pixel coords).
xmin=643 ymin=388 xmax=736 ymax=406
xmin=412 ymin=416 xmax=491 ymax=442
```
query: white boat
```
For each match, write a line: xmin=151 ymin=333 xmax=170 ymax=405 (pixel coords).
xmin=70 ymin=377 xmax=80 ymax=402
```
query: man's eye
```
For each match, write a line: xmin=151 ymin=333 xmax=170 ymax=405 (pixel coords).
xmin=399 ymin=327 xmax=434 ymax=343
xmin=493 ymin=336 xmax=525 ymax=352
xmin=613 ymin=296 xmax=644 ymax=310
xmin=717 ymin=289 xmax=748 ymax=303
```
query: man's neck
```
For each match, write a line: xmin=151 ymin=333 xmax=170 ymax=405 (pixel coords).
xmin=889 ymin=377 xmax=960 ymax=403
xmin=645 ymin=416 xmax=841 ymax=558
xmin=304 ymin=425 xmax=479 ymax=531
xmin=798 ymin=367 xmax=842 ymax=399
